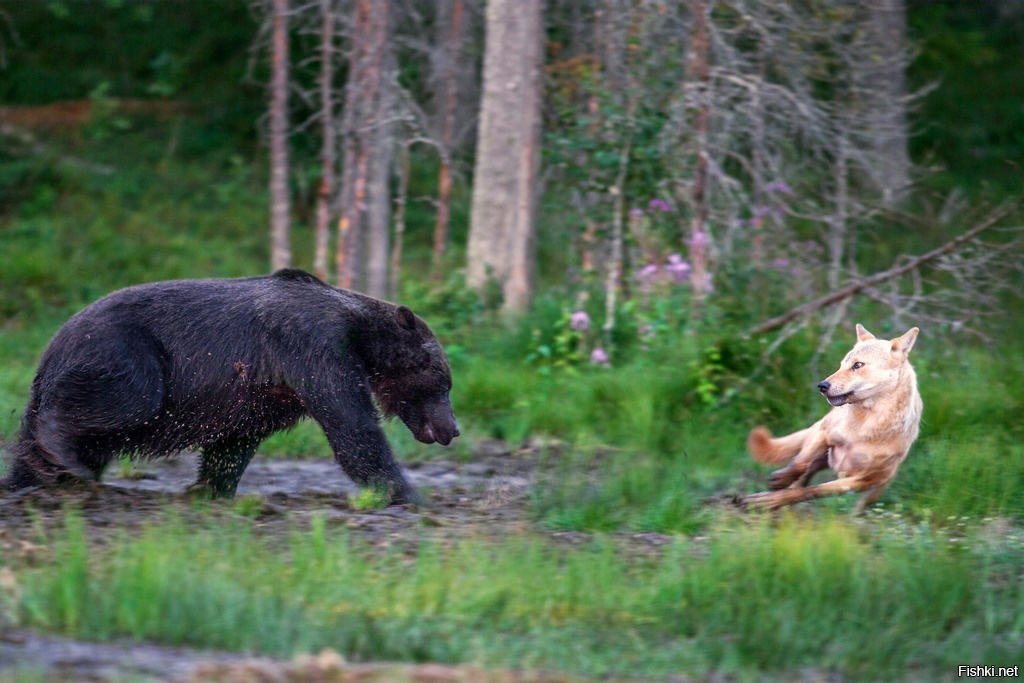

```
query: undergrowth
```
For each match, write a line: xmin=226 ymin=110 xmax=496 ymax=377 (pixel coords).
xmin=3 ymin=511 xmax=1021 ymax=680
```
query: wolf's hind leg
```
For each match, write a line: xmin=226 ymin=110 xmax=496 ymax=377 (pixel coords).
xmin=853 ymin=483 xmax=891 ymax=515
xmin=770 ymin=451 xmax=830 ymax=490
xmin=743 ymin=475 xmax=869 ymax=511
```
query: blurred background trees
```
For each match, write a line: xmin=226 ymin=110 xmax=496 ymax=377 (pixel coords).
xmin=0 ymin=0 xmax=1021 ymax=352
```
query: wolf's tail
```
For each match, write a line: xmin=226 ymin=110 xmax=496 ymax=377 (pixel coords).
xmin=747 ymin=426 xmax=812 ymax=465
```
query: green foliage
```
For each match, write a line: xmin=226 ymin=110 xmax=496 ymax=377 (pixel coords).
xmin=910 ymin=3 xmax=1024 ymax=193
xmin=349 ymin=486 xmax=392 ymax=511
xmin=5 ymin=511 xmax=1021 ymax=678
xmin=524 ymin=310 xmax=588 ymax=374
xmin=230 ymin=495 xmax=266 ymax=519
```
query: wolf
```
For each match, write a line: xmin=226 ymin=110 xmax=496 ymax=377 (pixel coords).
xmin=742 ymin=324 xmax=922 ymax=514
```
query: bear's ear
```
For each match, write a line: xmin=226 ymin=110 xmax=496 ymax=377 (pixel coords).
xmin=395 ymin=306 xmax=417 ymax=330
xmin=855 ymin=324 xmax=876 ymax=342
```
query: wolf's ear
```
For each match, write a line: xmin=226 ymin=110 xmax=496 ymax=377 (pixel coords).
xmin=855 ymin=324 xmax=876 ymax=342
xmin=891 ymin=327 xmax=919 ymax=356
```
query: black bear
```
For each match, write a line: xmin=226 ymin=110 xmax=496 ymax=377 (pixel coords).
xmin=2 ymin=269 xmax=458 ymax=503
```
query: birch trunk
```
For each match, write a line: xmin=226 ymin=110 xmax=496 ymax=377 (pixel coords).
xmin=269 ymin=0 xmax=291 ymax=271
xmin=313 ymin=0 xmax=335 ymax=282
xmin=466 ymin=0 xmax=543 ymax=314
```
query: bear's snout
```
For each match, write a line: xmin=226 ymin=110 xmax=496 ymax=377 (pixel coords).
xmin=404 ymin=401 xmax=459 ymax=446
xmin=424 ymin=414 xmax=459 ymax=446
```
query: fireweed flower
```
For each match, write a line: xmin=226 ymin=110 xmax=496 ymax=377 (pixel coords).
xmin=636 ymin=263 xmax=659 ymax=288
xmin=665 ymin=253 xmax=691 ymax=282
xmin=570 ymin=310 xmax=590 ymax=331
xmin=647 ymin=198 xmax=672 ymax=213
xmin=590 ymin=347 xmax=610 ymax=365
xmin=687 ymin=230 xmax=709 ymax=249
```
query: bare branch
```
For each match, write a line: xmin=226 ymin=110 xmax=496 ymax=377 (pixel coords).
xmin=745 ymin=204 xmax=1019 ymax=337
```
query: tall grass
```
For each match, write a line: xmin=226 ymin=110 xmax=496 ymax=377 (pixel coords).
xmin=6 ymin=511 xmax=1021 ymax=679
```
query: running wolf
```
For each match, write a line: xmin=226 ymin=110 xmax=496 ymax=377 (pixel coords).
xmin=742 ymin=324 xmax=922 ymax=514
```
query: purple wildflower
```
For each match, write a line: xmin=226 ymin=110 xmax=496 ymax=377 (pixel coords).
xmin=647 ymin=198 xmax=672 ymax=213
xmin=570 ymin=311 xmax=591 ymax=332
xmin=687 ymin=230 xmax=709 ymax=249
xmin=629 ymin=208 xmax=645 ymax=218
xmin=590 ymin=347 xmax=610 ymax=365
xmin=636 ymin=263 xmax=659 ymax=286
xmin=665 ymin=253 xmax=692 ymax=282
xmin=765 ymin=181 xmax=792 ymax=194
xmin=770 ymin=258 xmax=790 ymax=272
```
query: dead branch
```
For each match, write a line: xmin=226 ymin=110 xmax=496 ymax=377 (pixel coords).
xmin=744 ymin=203 xmax=1018 ymax=337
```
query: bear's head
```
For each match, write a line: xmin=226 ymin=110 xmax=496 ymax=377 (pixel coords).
xmin=370 ymin=306 xmax=460 ymax=446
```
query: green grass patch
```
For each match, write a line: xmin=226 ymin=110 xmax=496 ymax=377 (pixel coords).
xmin=4 ymin=511 xmax=1021 ymax=679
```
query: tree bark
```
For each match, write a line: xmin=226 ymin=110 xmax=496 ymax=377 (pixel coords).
xmin=864 ymin=0 xmax=910 ymax=206
xmin=466 ymin=0 xmax=544 ymax=314
xmin=313 ymin=0 xmax=336 ymax=282
xmin=687 ymin=0 xmax=710 ymax=299
xmin=269 ymin=0 xmax=291 ymax=271
xmin=336 ymin=0 xmax=390 ymax=292
xmin=390 ymin=141 xmax=412 ymax=300
xmin=365 ymin=40 xmax=395 ymax=300
xmin=431 ymin=0 xmax=465 ymax=278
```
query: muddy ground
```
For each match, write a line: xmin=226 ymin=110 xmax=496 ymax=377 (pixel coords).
xmin=0 ymin=445 xmax=686 ymax=683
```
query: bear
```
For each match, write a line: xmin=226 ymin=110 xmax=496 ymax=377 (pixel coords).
xmin=1 ymin=269 xmax=459 ymax=504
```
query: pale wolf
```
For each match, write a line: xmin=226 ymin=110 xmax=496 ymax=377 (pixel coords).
xmin=742 ymin=324 xmax=922 ymax=514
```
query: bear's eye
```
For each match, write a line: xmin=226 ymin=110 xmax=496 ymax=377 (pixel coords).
xmin=852 ymin=361 xmax=864 ymax=370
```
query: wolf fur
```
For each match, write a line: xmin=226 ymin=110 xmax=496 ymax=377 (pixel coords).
xmin=742 ymin=324 xmax=922 ymax=514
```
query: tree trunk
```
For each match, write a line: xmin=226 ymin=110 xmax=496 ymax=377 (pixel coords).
xmin=336 ymin=0 xmax=390 ymax=292
xmin=686 ymin=0 xmax=710 ymax=299
xmin=865 ymin=0 xmax=910 ymax=206
xmin=431 ymin=0 xmax=465 ymax=278
xmin=268 ymin=0 xmax=291 ymax=271
xmin=390 ymin=141 xmax=411 ymax=300
xmin=365 ymin=43 xmax=395 ymax=300
xmin=313 ymin=0 xmax=336 ymax=282
xmin=466 ymin=0 xmax=543 ymax=314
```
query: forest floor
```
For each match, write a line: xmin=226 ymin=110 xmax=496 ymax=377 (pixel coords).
xmin=0 ymin=446 xmax=688 ymax=683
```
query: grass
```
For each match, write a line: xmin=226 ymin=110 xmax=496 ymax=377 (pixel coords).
xmin=3 ymin=511 xmax=1020 ymax=680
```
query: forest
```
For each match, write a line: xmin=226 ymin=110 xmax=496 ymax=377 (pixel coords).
xmin=0 ymin=0 xmax=1022 ymax=680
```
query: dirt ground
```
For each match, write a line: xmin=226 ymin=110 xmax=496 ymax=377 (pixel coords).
xmin=0 ymin=444 xmax=680 ymax=682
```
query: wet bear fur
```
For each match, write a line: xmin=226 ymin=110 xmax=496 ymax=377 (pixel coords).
xmin=1 ymin=269 xmax=459 ymax=503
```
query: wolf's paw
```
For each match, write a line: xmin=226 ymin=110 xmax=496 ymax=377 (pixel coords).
xmin=740 ymin=492 xmax=779 ymax=511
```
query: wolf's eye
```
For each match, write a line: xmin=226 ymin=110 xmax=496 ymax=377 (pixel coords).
xmin=852 ymin=361 xmax=864 ymax=370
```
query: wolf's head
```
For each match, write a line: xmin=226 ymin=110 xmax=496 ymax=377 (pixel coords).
xmin=817 ymin=324 xmax=919 ymax=407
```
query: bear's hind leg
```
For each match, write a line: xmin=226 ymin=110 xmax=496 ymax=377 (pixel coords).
xmin=191 ymin=437 xmax=262 ymax=498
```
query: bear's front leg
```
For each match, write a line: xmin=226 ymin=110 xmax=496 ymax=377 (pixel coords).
xmin=302 ymin=386 xmax=420 ymax=506
xmin=325 ymin=422 xmax=420 ymax=505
